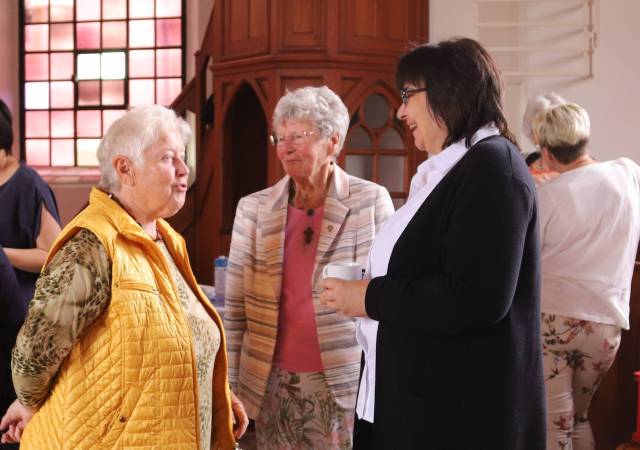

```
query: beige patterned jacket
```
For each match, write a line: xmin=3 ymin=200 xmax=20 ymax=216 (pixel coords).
xmin=224 ymin=164 xmax=394 ymax=418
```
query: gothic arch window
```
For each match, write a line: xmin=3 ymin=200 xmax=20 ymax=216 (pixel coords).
xmin=21 ymin=0 xmax=185 ymax=167
xmin=342 ymin=91 xmax=409 ymax=209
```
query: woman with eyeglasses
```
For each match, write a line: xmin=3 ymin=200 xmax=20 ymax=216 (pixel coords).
xmin=320 ymin=38 xmax=546 ymax=449
xmin=224 ymin=86 xmax=394 ymax=449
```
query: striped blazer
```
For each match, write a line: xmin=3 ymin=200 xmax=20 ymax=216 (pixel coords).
xmin=224 ymin=164 xmax=394 ymax=418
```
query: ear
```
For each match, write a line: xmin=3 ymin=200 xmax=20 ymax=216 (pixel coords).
xmin=540 ymin=147 xmax=556 ymax=169
xmin=112 ymin=155 xmax=135 ymax=186
xmin=327 ymin=134 xmax=340 ymax=158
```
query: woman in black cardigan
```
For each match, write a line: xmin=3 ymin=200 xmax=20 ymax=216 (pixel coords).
xmin=321 ymin=38 xmax=545 ymax=450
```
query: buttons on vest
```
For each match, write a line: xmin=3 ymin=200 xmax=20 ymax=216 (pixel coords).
xmin=119 ymin=415 xmax=127 ymax=423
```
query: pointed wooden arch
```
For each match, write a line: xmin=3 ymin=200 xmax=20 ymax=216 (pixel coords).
xmin=219 ymin=79 xmax=269 ymax=122
xmin=343 ymin=78 xmax=402 ymax=114
xmin=220 ymin=82 xmax=269 ymax=234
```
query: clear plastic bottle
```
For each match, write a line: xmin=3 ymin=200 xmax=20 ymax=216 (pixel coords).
xmin=213 ymin=255 xmax=228 ymax=306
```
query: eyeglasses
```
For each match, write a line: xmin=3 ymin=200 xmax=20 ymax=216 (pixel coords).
xmin=400 ymin=87 xmax=428 ymax=105
xmin=269 ymin=130 xmax=316 ymax=147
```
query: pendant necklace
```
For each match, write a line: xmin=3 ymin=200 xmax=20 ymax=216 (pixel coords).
xmin=289 ymin=183 xmax=316 ymax=245
xmin=290 ymin=162 xmax=333 ymax=245
xmin=303 ymin=208 xmax=315 ymax=244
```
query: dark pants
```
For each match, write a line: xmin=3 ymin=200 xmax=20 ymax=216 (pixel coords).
xmin=353 ymin=417 xmax=373 ymax=450
xmin=354 ymin=351 xmax=374 ymax=450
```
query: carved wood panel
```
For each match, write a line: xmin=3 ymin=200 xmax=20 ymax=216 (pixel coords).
xmin=339 ymin=0 xmax=423 ymax=55
xmin=220 ymin=0 xmax=270 ymax=59
xmin=279 ymin=75 xmax=325 ymax=94
xmin=279 ymin=0 xmax=326 ymax=50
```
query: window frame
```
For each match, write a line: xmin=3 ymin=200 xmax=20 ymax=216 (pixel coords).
xmin=18 ymin=0 xmax=187 ymax=170
xmin=340 ymin=90 xmax=414 ymax=208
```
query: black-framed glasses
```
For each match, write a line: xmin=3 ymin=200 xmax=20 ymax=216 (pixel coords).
xmin=269 ymin=130 xmax=316 ymax=147
xmin=400 ymin=87 xmax=428 ymax=105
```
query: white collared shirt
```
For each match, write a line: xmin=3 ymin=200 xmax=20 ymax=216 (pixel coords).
xmin=355 ymin=125 xmax=499 ymax=422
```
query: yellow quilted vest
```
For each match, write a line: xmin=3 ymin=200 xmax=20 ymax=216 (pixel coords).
xmin=20 ymin=188 xmax=234 ymax=450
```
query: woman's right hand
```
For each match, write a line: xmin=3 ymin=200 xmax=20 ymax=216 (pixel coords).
xmin=0 ymin=399 xmax=36 ymax=444
xmin=230 ymin=390 xmax=249 ymax=439
xmin=320 ymin=278 xmax=370 ymax=317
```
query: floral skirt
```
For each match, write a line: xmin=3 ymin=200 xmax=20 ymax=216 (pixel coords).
xmin=542 ymin=313 xmax=621 ymax=450
xmin=255 ymin=366 xmax=355 ymax=450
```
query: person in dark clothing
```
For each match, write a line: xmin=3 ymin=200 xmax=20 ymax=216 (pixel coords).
xmin=321 ymin=37 xmax=546 ymax=449
xmin=0 ymin=98 xmax=61 ymax=302
xmin=0 ymin=98 xmax=60 ymax=447
xmin=0 ymin=246 xmax=26 ymax=450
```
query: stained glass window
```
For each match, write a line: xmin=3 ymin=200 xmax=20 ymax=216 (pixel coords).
xmin=21 ymin=0 xmax=184 ymax=167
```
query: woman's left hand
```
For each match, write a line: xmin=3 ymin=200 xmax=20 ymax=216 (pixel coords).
xmin=320 ymin=278 xmax=369 ymax=317
xmin=230 ymin=390 xmax=249 ymax=439
xmin=0 ymin=399 xmax=36 ymax=444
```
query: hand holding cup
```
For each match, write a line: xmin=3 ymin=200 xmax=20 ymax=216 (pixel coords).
xmin=320 ymin=261 xmax=369 ymax=317
xmin=322 ymin=261 xmax=364 ymax=281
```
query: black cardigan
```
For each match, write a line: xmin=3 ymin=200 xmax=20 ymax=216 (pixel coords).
xmin=0 ymin=247 xmax=27 ymax=420
xmin=365 ymin=135 xmax=545 ymax=449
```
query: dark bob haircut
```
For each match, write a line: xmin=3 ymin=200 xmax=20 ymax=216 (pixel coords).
xmin=396 ymin=37 xmax=516 ymax=149
xmin=0 ymin=98 xmax=13 ymax=154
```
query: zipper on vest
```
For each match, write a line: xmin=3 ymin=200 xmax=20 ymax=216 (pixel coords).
xmin=114 ymin=280 xmax=158 ymax=294
xmin=113 ymin=280 xmax=162 ymax=305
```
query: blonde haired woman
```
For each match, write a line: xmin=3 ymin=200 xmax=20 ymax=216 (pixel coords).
xmin=522 ymin=92 xmax=566 ymax=184
xmin=534 ymin=103 xmax=640 ymax=450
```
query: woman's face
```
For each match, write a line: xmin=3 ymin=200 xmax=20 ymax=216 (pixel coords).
xmin=130 ymin=132 xmax=189 ymax=220
xmin=274 ymin=118 xmax=336 ymax=182
xmin=396 ymin=83 xmax=448 ymax=155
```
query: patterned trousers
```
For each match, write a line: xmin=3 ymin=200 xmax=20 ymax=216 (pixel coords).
xmin=255 ymin=366 xmax=355 ymax=450
xmin=542 ymin=313 xmax=621 ymax=450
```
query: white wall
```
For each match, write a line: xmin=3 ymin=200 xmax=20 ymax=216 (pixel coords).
xmin=525 ymin=2 xmax=640 ymax=161
xmin=429 ymin=0 xmax=640 ymax=162
xmin=186 ymin=0 xmax=214 ymax=81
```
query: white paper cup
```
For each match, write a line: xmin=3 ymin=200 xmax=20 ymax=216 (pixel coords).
xmin=322 ymin=261 xmax=363 ymax=281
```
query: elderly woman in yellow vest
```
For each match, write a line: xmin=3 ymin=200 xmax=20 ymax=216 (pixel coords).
xmin=0 ymin=105 xmax=248 ymax=449
xmin=224 ymin=86 xmax=394 ymax=449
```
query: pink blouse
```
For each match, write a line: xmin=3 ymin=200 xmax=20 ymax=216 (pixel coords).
xmin=272 ymin=204 xmax=325 ymax=372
